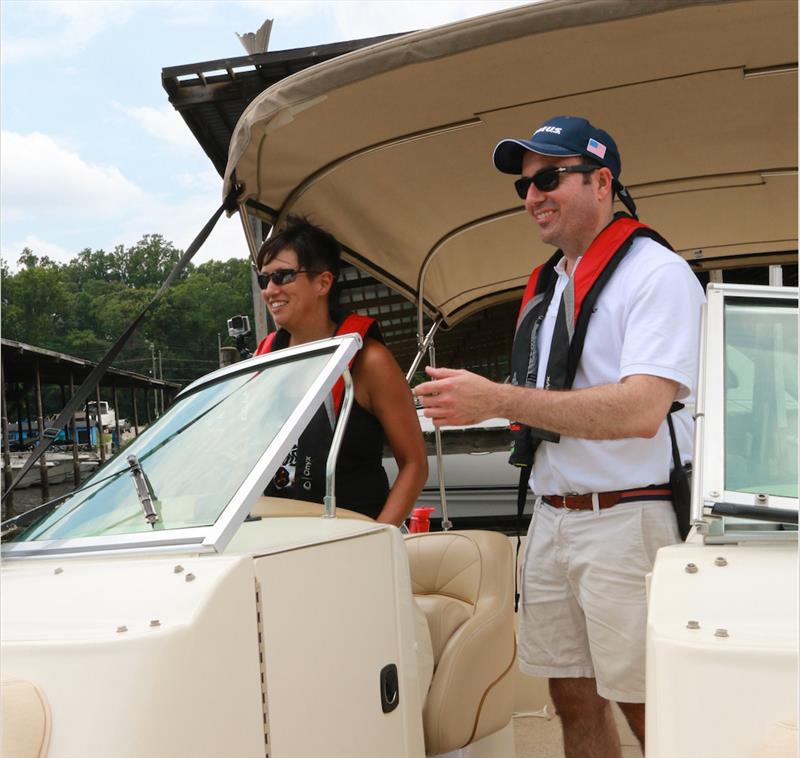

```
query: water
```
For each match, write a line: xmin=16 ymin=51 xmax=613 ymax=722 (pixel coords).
xmin=3 ymin=475 xmax=81 ymax=520
xmin=3 ymin=431 xmax=141 ymax=520
xmin=9 ymin=477 xmax=79 ymax=512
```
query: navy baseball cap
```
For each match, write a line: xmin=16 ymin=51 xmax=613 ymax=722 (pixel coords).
xmin=492 ymin=115 xmax=638 ymax=217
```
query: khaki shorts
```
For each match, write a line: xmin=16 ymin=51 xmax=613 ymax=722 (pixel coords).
xmin=518 ymin=498 xmax=680 ymax=703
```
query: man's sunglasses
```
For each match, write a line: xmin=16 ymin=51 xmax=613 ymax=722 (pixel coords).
xmin=514 ymin=164 xmax=599 ymax=199
xmin=256 ymin=268 xmax=317 ymax=289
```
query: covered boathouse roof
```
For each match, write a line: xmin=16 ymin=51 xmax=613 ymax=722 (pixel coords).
xmin=2 ymin=339 xmax=179 ymax=391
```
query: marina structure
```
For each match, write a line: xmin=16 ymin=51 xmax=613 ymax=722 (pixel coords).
xmin=1 ymin=339 xmax=178 ymax=517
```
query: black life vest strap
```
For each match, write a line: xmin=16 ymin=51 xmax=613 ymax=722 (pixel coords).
xmin=514 ymin=465 xmax=528 ymax=612
xmin=667 ymin=401 xmax=685 ymax=469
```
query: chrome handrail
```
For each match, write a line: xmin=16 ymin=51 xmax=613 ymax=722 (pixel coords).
xmin=323 ymin=368 xmax=355 ymax=519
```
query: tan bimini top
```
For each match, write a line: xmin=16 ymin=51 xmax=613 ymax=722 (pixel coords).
xmin=225 ymin=0 xmax=797 ymax=327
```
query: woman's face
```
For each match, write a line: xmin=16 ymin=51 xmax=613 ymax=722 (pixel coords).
xmin=260 ymin=247 xmax=326 ymax=331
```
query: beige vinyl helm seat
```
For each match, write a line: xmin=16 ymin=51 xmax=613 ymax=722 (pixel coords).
xmin=1 ymin=679 xmax=51 ymax=758
xmin=405 ymin=530 xmax=516 ymax=755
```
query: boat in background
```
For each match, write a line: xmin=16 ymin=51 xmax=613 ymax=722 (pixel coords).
xmin=74 ymin=401 xmax=116 ymax=431
xmin=0 ymin=454 xmax=70 ymax=489
xmin=385 ymin=412 xmax=521 ymax=524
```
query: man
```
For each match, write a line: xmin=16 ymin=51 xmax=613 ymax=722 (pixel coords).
xmin=413 ymin=116 xmax=704 ymax=757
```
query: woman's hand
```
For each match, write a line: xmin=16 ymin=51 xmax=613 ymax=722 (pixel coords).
xmin=355 ymin=340 xmax=428 ymax=527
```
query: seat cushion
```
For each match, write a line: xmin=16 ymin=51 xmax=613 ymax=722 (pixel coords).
xmin=405 ymin=532 xmax=481 ymax=603
xmin=414 ymin=594 xmax=473 ymax=664
xmin=413 ymin=600 xmax=435 ymax=700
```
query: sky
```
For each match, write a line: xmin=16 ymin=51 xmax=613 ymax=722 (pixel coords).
xmin=1 ymin=0 xmax=530 ymax=270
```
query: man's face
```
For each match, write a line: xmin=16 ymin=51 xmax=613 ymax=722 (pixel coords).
xmin=520 ymin=151 xmax=605 ymax=253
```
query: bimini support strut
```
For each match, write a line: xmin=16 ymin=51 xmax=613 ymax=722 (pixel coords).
xmin=239 ymin=202 xmax=276 ymax=341
xmin=406 ymin=318 xmax=442 ymax=383
xmin=426 ymin=342 xmax=453 ymax=531
xmin=414 ymin=257 xmax=455 ymax=530
xmin=238 ymin=202 xmax=263 ymax=266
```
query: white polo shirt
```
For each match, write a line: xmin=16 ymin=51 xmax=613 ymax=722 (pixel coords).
xmin=529 ymin=235 xmax=706 ymax=496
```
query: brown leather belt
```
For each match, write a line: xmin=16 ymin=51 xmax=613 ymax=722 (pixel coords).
xmin=542 ymin=487 xmax=672 ymax=510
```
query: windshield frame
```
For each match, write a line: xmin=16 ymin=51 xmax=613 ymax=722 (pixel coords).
xmin=692 ymin=283 xmax=799 ymax=527
xmin=2 ymin=335 xmax=361 ymax=559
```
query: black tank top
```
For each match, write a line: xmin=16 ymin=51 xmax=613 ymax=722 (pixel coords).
xmin=260 ymin=315 xmax=390 ymax=518
xmin=325 ymin=398 xmax=389 ymax=519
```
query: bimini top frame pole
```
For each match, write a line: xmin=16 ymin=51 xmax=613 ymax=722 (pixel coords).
xmin=410 ymin=210 xmax=532 ymax=532
xmin=238 ymin=202 xmax=262 ymax=266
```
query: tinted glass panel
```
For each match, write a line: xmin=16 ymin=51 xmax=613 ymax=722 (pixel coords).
xmin=724 ymin=300 xmax=798 ymax=498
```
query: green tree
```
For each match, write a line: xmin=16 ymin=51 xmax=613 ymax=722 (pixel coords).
xmin=2 ymin=238 xmax=255 ymax=387
xmin=1 ymin=248 xmax=77 ymax=351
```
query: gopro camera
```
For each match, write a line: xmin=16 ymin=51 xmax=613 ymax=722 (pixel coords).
xmin=227 ymin=315 xmax=252 ymax=339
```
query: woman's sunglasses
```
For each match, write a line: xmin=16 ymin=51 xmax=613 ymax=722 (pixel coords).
xmin=257 ymin=268 xmax=317 ymax=289
xmin=514 ymin=164 xmax=599 ymax=199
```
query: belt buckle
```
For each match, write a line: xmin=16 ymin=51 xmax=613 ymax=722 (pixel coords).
xmin=562 ymin=493 xmax=583 ymax=511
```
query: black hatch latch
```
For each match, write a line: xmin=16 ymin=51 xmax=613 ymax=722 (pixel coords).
xmin=379 ymin=664 xmax=399 ymax=713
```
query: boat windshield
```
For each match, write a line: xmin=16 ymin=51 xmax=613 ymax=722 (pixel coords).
xmin=3 ymin=338 xmax=357 ymax=554
xmin=724 ymin=298 xmax=798 ymax=499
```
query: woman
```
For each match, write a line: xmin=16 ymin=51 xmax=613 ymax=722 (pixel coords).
xmin=254 ymin=216 xmax=427 ymax=526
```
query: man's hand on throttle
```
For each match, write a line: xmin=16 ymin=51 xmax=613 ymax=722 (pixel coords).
xmin=413 ymin=366 xmax=499 ymax=427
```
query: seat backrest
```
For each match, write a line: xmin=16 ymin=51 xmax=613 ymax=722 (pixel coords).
xmin=405 ymin=530 xmax=516 ymax=755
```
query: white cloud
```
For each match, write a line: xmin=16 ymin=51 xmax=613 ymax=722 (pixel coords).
xmin=0 ymin=130 xmax=147 ymax=216
xmin=119 ymin=189 xmax=251 ymax=266
xmin=0 ymin=129 xmax=244 ymax=268
xmin=234 ymin=1 xmax=320 ymax=24
xmin=175 ymin=170 xmax=222 ymax=192
xmin=234 ymin=0 xmax=533 ymax=43
xmin=1 ymin=1 xmax=148 ymax=65
xmin=0 ymin=235 xmax=70 ymax=266
xmin=1 ymin=191 xmax=249 ymax=271
xmin=113 ymin=103 xmax=200 ymax=153
xmin=329 ymin=1 xmax=533 ymax=40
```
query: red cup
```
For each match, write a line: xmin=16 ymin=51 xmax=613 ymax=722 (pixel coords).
xmin=408 ymin=506 xmax=435 ymax=533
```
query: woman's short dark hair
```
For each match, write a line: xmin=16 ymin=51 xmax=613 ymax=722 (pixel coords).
xmin=256 ymin=215 xmax=341 ymax=278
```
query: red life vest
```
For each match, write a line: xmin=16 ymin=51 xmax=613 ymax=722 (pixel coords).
xmin=255 ymin=312 xmax=381 ymax=417
xmin=509 ymin=214 xmax=673 ymax=468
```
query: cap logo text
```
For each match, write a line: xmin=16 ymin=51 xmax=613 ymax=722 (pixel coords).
xmin=534 ymin=126 xmax=562 ymax=135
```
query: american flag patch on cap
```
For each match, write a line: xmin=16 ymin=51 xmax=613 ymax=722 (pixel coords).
xmin=586 ymin=138 xmax=606 ymax=159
